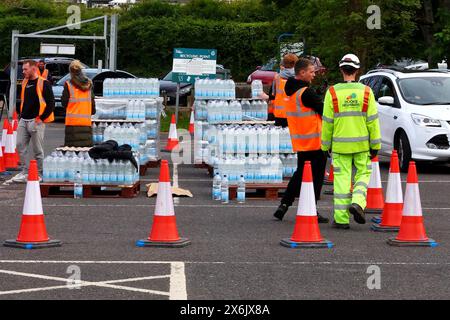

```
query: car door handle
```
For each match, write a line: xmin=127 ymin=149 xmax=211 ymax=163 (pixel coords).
xmin=393 ymin=116 xmax=398 ymax=120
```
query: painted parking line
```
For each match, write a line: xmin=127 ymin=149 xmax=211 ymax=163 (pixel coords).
xmin=0 ymin=261 xmax=187 ymax=299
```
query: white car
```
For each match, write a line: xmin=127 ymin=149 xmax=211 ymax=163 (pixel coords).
xmin=360 ymin=69 xmax=450 ymax=172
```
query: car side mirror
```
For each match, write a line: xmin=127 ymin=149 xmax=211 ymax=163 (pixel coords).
xmin=378 ymin=96 xmax=395 ymax=106
xmin=256 ymin=66 xmax=262 ymax=70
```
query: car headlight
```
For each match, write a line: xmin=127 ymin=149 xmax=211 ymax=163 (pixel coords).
xmin=411 ymin=114 xmax=441 ymax=127
xmin=180 ymin=87 xmax=191 ymax=95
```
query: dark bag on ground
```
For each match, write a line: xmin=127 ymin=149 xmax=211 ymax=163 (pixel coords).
xmin=88 ymin=140 xmax=138 ymax=171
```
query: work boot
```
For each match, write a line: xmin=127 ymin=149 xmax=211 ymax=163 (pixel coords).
xmin=349 ymin=203 xmax=366 ymax=224
xmin=332 ymin=221 xmax=350 ymax=229
xmin=273 ymin=204 xmax=289 ymax=221
xmin=12 ymin=172 xmax=28 ymax=183
xmin=317 ymin=213 xmax=329 ymax=224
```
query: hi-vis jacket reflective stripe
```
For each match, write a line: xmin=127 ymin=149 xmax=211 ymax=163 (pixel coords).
xmin=286 ymin=87 xmax=322 ymax=152
xmin=38 ymin=68 xmax=48 ymax=80
xmin=321 ymin=82 xmax=381 ymax=154
xmin=65 ymin=81 xmax=92 ymax=127
xmin=20 ymin=77 xmax=54 ymax=123
xmin=272 ymin=74 xmax=288 ymax=118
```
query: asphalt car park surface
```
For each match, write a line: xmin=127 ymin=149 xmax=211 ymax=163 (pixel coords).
xmin=0 ymin=122 xmax=449 ymax=300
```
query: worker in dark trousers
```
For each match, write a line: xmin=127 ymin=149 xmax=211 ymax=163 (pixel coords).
xmin=273 ymin=58 xmax=328 ymax=223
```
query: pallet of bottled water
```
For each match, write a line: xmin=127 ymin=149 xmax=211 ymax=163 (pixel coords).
xmin=94 ymin=98 xmax=163 ymax=120
xmin=103 ymin=78 xmax=160 ymax=99
xmin=43 ymin=150 xmax=140 ymax=186
xmin=193 ymin=99 xmax=268 ymax=123
xmin=194 ymin=79 xmax=236 ymax=100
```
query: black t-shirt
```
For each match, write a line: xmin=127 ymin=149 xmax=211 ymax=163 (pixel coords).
xmin=17 ymin=78 xmax=55 ymax=121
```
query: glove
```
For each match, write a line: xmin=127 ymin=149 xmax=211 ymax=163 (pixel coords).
xmin=370 ymin=149 xmax=378 ymax=159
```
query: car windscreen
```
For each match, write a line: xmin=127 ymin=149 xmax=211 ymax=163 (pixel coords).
xmin=56 ymin=70 xmax=97 ymax=86
xmin=398 ymin=76 xmax=450 ymax=105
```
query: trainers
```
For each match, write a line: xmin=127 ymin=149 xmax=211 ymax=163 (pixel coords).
xmin=332 ymin=221 xmax=350 ymax=229
xmin=349 ymin=203 xmax=366 ymax=224
xmin=317 ymin=213 xmax=329 ymax=224
xmin=273 ymin=204 xmax=289 ymax=221
xmin=12 ymin=172 xmax=28 ymax=183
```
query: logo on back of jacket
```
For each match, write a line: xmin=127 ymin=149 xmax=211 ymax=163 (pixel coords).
xmin=344 ymin=93 xmax=360 ymax=108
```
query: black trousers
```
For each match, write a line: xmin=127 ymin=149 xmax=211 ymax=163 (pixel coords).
xmin=274 ymin=117 xmax=288 ymax=128
xmin=281 ymin=150 xmax=327 ymax=207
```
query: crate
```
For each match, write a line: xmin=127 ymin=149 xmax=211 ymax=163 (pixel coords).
xmin=40 ymin=181 xmax=141 ymax=198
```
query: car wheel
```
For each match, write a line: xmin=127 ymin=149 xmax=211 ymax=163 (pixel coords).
xmin=395 ymin=131 xmax=411 ymax=173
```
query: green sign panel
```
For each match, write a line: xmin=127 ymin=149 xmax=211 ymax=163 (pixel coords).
xmin=172 ymin=48 xmax=217 ymax=83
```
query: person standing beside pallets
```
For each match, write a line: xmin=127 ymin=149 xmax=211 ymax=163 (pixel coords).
xmin=12 ymin=60 xmax=55 ymax=183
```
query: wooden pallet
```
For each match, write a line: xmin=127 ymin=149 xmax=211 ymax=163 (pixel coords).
xmin=139 ymin=159 xmax=162 ymax=176
xmin=40 ymin=181 xmax=141 ymax=198
xmin=228 ymin=182 xmax=289 ymax=200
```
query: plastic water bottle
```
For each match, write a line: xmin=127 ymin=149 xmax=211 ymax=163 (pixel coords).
xmin=212 ymin=172 xmax=222 ymax=200
xmin=74 ymin=171 xmax=83 ymax=199
xmin=221 ymin=174 xmax=229 ymax=204
xmin=237 ymin=175 xmax=246 ymax=203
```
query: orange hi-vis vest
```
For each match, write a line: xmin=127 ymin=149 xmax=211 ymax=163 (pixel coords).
xmin=20 ymin=77 xmax=54 ymax=123
xmin=272 ymin=74 xmax=288 ymax=118
xmin=38 ymin=68 xmax=49 ymax=80
xmin=286 ymin=87 xmax=322 ymax=152
xmin=65 ymin=81 xmax=92 ymax=127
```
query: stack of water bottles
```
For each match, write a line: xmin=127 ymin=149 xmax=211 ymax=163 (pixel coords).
xmin=206 ymin=100 xmax=243 ymax=124
xmin=92 ymin=122 xmax=159 ymax=163
xmin=94 ymin=98 xmax=163 ymax=121
xmin=212 ymin=173 xmax=246 ymax=204
xmin=43 ymin=150 xmax=139 ymax=185
xmin=241 ymin=100 xmax=268 ymax=121
xmin=251 ymin=80 xmax=264 ymax=99
xmin=194 ymin=79 xmax=236 ymax=100
xmin=103 ymin=78 xmax=160 ymax=98
xmin=280 ymin=154 xmax=298 ymax=178
xmin=206 ymin=124 xmax=293 ymax=155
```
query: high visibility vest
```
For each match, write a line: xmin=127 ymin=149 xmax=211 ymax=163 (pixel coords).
xmin=38 ymin=68 xmax=49 ymax=80
xmin=20 ymin=77 xmax=54 ymax=123
xmin=321 ymin=83 xmax=381 ymax=154
xmin=272 ymin=74 xmax=288 ymax=118
xmin=65 ymin=81 xmax=92 ymax=127
xmin=286 ymin=87 xmax=322 ymax=152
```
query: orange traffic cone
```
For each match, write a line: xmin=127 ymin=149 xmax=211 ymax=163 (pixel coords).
xmin=164 ymin=115 xmax=179 ymax=151
xmin=388 ymin=162 xmax=438 ymax=247
xmin=12 ymin=116 xmax=20 ymax=164
xmin=4 ymin=160 xmax=61 ymax=249
xmin=1 ymin=118 xmax=9 ymax=155
xmin=136 ymin=160 xmax=190 ymax=248
xmin=3 ymin=122 xmax=18 ymax=169
xmin=0 ymin=143 xmax=5 ymax=173
xmin=372 ymin=150 xmax=403 ymax=232
xmin=281 ymin=161 xmax=333 ymax=249
xmin=365 ymin=156 xmax=384 ymax=214
xmin=324 ymin=164 xmax=334 ymax=186
xmin=189 ymin=110 xmax=195 ymax=134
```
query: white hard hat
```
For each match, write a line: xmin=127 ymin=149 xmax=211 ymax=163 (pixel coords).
xmin=339 ymin=54 xmax=361 ymax=69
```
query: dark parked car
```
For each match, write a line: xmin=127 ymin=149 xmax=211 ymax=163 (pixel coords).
xmin=53 ymin=68 xmax=136 ymax=117
xmin=160 ymin=65 xmax=231 ymax=105
xmin=246 ymin=55 xmax=327 ymax=85
xmin=0 ymin=57 xmax=89 ymax=108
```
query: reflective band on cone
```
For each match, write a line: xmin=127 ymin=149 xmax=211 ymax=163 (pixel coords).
xmin=136 ymin=160 xmax=190 ymax=248
xmin=388 ymin=162 xmax=437 ymax=247
xmin=1 ymin=118 xmax=9 ymax=155
xmin=3 ymin=160 xmax=61 ymax=249
xmin=281 ymin=161 xmax=333 ymax=249
xmin=372 ymin=150 xmax=403 ymax=232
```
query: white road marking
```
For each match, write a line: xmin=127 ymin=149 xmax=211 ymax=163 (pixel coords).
xmin=0 ymin=269 xmax=171 ymax=296
xmin=170 ymin=262 xmax=188 ymax=300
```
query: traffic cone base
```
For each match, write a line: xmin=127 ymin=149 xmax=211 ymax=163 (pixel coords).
xmin=371 ymin=223 xmax=399 ymax=232
xmin=387 ymin=238 xmax=437 ymax=247
xmin=280 ymin=238 xmax=333 ymax=249
xmin=4 ymin=239 xmax=61 ymax=249
xmin=136 ymin=238 xmax=191 ymax=248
